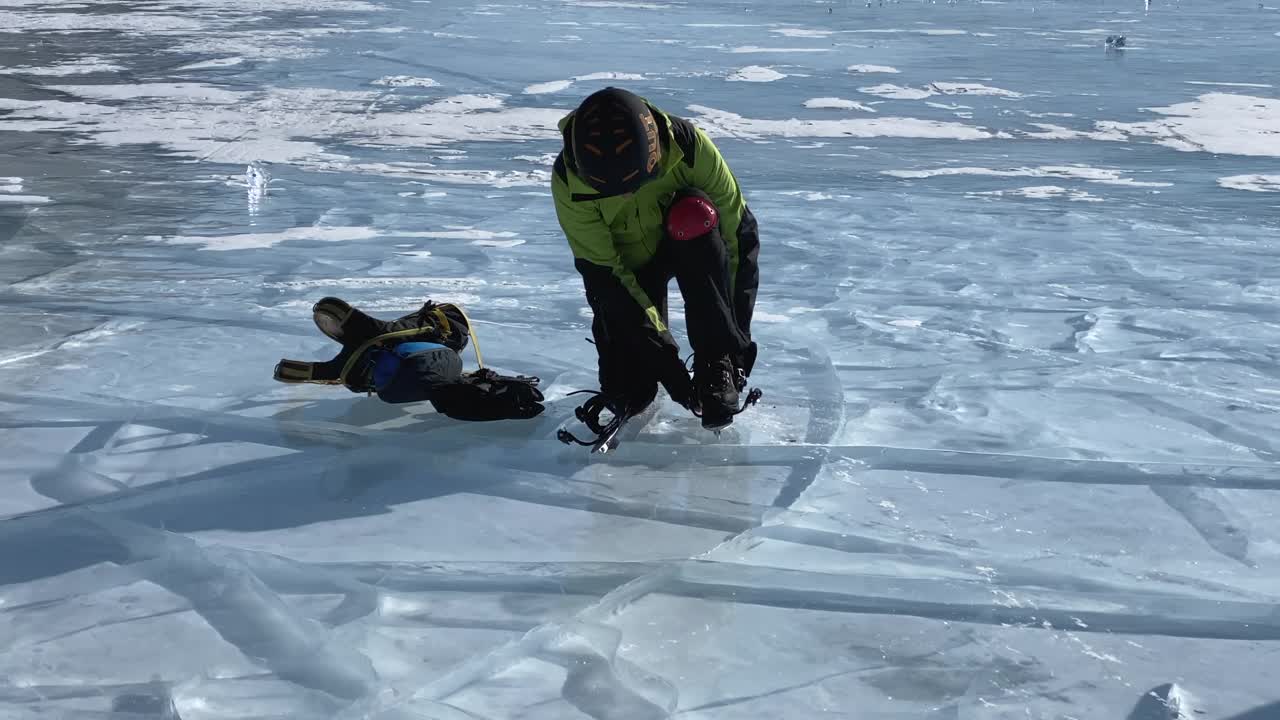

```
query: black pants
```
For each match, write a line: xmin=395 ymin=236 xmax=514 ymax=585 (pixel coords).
xmin=591 ymin=190 xmax=758 ymax=406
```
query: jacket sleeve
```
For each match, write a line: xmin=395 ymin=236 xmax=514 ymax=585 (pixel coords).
xmin=552 ymin=171 xmax=668 ymax=335
xmin=688 ymin=127 xmax=748 ymax=290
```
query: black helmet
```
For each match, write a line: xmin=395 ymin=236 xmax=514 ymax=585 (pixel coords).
xmin=570 ymin=87 xmax=663 ymax=197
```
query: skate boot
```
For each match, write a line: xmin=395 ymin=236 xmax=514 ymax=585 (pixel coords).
xmin=312 ymin=297 xmax=384 ymax=344
xmin=273 ymin=357 xmax=344 ymax=385
xmin=694 ymin=354 xmax=739 ymax=431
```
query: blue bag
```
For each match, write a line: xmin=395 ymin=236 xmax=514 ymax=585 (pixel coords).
xmin=370 ymin=342 xmax=463 ymax=404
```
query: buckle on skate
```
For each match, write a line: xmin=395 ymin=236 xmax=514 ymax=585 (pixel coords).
xmin=557 ymin=390 xmax=628 ymax=451
xmin=690 ymin=386 xmax=763 ymax=419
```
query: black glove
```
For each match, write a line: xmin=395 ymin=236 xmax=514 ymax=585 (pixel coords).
xmin=656 ymin=346 xmax=696 ymax=410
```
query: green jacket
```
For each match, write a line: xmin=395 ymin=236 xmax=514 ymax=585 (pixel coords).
xmin=551 ymin=100 xmax=748 ymax=334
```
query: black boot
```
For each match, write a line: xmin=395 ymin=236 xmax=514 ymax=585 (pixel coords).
xmin=695 ymin=354 xmax=739 ymax=430
xmin=312 ymin=297 xmax=385 ymax=344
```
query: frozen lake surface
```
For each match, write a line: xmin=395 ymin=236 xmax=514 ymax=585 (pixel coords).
xmin=2 ymin=0 xmax=1280 ymax=717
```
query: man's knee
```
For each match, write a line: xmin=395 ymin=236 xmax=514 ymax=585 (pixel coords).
xmin=665 ymin=189 xmax=720 ymax=243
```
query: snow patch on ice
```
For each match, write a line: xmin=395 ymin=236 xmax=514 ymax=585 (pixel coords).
xmin=1186 ymin=81 xmax=1273 ymax=89
xmin=847 ymin=64 xmax=900 ymax=74
xmin=884 ymin=165 xmax=1171 ymax=187
xmin=345 ymin=164 xmax=552 ymax=187
xmin=0 ymin=84 xmax=559 ymax=166
xmin=562 ymin=0 xmax=671 ymax=7
xmin=577 ymin=71 xmax=647 ymax=82
xmin=971 ymin=185 xmax=1104 ymax=202
xmin=1218 ymin=174 xmax=1280 ymax=192
xmin=687 ymin=105 xmax=993 ymax=140
xmin=728 ymin=66 xmax=788 ymax=82
xmin=0 ymin=57 xmax=125 ymax=76
xmin=425 ymin=94 xmax=508 ymax=112
xmin=177 ymin=57 xmax=246 ymax=71
xmin=772 ymin=28 xmax=834 ymax=38
xmin=0 ymin=91 xmax=354 ymax=165
xmin=0 ymin=8 xmax=204 ymax=33
xmin=804 ymin=97 xmax=876 ymax=112
xmin=373 ymin=75 xmax=439 ymax=88
xmin=729 ymin=46 xmax=832 ymax=53
xmin=524 ymin=72 xmax=645 ymax=94
xmin=471 ymin=238 xmax=527 ymax=248
xmin=780 ymin=190 xmax=836 ymax=201
xmin=1099 ymin=93 xmax=1280 ymax=157
xmin=1024 ymin=123 xmax=1129 ymax=142
xmin=158 ymin=226 xmax=518 ymax=251
xmin=849 ymin=27 xmax=966 ymax=35
xmin=931 ymin=82 xmax=1023 ymax=98
xmin=49 ymin=83 xmax=248 ymax=104
xmin=525 ymin=79 xmax=576 ymax=94
xmin=0 ymin=177 xmax=49 ymax=204
xmin=859 ymin=84 xmax=937 ymax=100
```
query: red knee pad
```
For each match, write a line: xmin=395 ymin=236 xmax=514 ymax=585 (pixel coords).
xmin=666 ymin=195 xmax=719 ymax=241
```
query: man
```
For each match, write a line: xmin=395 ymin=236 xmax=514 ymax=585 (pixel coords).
xmin=551 ymin=87 xmax=760 ymax=431
xmin=273 ymin=297 xmax=545 ymax=421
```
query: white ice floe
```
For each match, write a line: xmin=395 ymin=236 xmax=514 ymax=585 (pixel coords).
xmin=728 ymin=66 xmax=788 ymax=82
xmin=687 ymin=105 xmax=992 ymax=140
xmin=847 ymin=64 xmax=900 ymax=74
xmin=883 ymin=165 xmax=1171 ymax=187
xmin=804 ymin=98 xmax=876 ymax=112
xmin=1217 ymin=174 xmax=1280 ymax=192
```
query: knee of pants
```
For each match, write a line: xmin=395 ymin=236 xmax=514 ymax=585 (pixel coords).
xmin=664 ymin=188 xmax=721 ymax=243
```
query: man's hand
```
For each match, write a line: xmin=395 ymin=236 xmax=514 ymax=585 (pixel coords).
xmin=656 ymin=347 xmax=696 ymax=410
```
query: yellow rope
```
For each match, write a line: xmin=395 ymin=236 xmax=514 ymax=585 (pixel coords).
xmin=454 ymin=304 xmax=485 ymax=369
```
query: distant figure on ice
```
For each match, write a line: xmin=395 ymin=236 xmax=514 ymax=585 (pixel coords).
xmin=273 ymin=297 xmax=545 ymax=420
xmin=550 ymin=87 xmax=762 ymax=436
